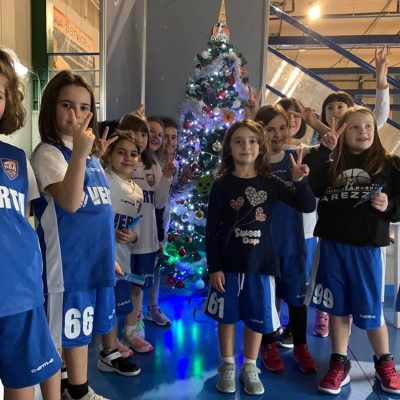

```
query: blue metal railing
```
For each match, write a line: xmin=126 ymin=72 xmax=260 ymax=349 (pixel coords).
xmin=267 ymin=46 xmax=400 ymax=130
xmin=269 ymin=5 xmax=400 ymax=91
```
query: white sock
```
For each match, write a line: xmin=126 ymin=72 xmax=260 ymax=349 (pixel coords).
xmin=124 ymin=325 xmax=136 ymax=336
xmin=243 ymin=358 xmax=256 ymax=366
xmin=222 ymin=356 xmax=235 ymax=365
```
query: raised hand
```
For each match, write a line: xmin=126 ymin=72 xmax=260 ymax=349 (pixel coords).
xmin=71 ymin=110 xmax=94 ymax=159
xmin=289 ymin=147 xmax=310 ymax=182
xmin=375 ymin=46 xmax=389 ymax=90
xmin=95 ymin=126 xmax=118 ymax=159
xmin=133 ymin=103 xmax=145 ymax=117
xmin=289 ymin=99 xmax=318 ymax=127
xmin=244 ymin=85 xmax=262 ymax=120
xmin=162 ymin=152 xmax=177 ymax=178
xmin=320 ymin=121 xmax=346 ymax=151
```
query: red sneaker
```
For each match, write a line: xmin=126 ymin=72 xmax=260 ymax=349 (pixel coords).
xmin=374 ymin=354 xmax=400 ymax=394
xmin=293 ymin=344 xmax=317 ymax=373
xmin=260 ymin=342 xmax=284 ymax=372
xmin=318 ymin=354 xmax=351 ymax=394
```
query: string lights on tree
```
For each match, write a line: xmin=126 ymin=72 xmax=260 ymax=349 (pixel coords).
xmin=161 ymin=19 xmax=250 ymax=290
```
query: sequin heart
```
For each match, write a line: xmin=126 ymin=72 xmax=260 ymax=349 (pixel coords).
xmin=255 ymin=207 xmax=266 ymax=222
xmin=230 ymin=197 xmax=244 ymax=210
xmin=245 ymin=187 xmax=267 ymax=206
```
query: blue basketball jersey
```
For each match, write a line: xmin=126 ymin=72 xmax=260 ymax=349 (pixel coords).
xmin=32 ymin=143 xmax=115 ymax=293
xmin=0 ymin=142 xmax=44 ymax=317
xmin=270 ymin=150 xmax=306 ymax=256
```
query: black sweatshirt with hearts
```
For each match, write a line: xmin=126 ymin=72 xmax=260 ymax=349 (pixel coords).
xmin=206 ymin=173 xmax=316 ymax=276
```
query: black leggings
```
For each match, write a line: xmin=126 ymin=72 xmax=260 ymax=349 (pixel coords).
xmin=261 ymin=304 xmax=307 ymax=347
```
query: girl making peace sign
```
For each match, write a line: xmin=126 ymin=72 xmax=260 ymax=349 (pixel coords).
xmin=204 ymin=119 xmax=316 ymax=396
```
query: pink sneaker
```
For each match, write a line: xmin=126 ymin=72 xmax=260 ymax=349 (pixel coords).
xmin=122 ymin=329 xmax=153 ymax=353
xmin=117 ymin=339 xmax=134 ymax=358
xmin=313 ymin=311 xmax=329 ymax=337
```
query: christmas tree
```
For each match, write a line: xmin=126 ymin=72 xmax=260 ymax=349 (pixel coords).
xmin=162 ymin=19 xmax=250 ymax=290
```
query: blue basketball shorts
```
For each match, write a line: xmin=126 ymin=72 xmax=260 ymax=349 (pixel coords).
xmin=115 ymin=279 xmax=134 ymax=316
xmin=130 ymin=251 xmax=157 ymax=288
xmin=0 ymin=306 xmax=62 ymax=388
xmin=203 ymin=273 xmax=280 ymax=334
xmin=305 ymin=239 xmax=384 ymax=330
xmin=276 ymin=255 xmax=306 ymax=307
xmin=305 ymin=237 xmax=318 ymax=284
xmin=45 ymin=286 xmax=116 ymax=349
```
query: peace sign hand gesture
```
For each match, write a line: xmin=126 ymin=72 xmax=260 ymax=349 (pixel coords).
xmin=244 ymin=85 xmax=262 ymax=120
xmin=94 ymin=126 xmax=119 ymax=159
xmin=320 ymin=120 xmax=346 ymax=151
xmin=162 ymin=152 xmax=177 ymax=178
xmin=70 ymin=110 xmax=95 ymax=159
xmin=289 ymin=99 xmax=318 ymax=127
xmin=289 ymin=148 xmax=310 ymax=182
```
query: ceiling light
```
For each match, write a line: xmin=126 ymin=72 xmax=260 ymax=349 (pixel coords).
xmin=308 ymin=4 xmax=321 ymax=19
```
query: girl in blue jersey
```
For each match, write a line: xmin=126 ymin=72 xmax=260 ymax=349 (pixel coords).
xmin=116 ymin=113 xmax=173 ymax=353
xmin=204 ymin=119 xmax=315 ymax=395
xmin=254 ymin=104 xmax=321 ymax=374
xmin=31 ymin=71 xmax=116 ymax=400
xmin=304 ymin=106 xmax=400 ymax=395
xmin=98 ymin=130 xmax=143 ymax=376
xmin=0 ymin=48 xmax=61 ymax=400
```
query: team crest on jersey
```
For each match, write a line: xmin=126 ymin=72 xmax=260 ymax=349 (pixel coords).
xmin=146 ymin=174 xmax=155 ymax=187
xmin=0 ymin=158 xmax=18 ymax=180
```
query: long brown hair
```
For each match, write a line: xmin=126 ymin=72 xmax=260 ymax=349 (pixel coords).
xmin=0 ymin=48 xmax=25 ymax=134
xmin=328 ymin=106 xmax=392 ymax=185
xmin=216 ymin=119 xmax=272 ymax=178
xmin=118 ymin=112 xmax=153 ymax=169
xmin=38 ymin=70 xmax=98 ymax=148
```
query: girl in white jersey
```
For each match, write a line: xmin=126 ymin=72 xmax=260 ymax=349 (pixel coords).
xmin=145 ymin=116 xmax=191 ymax=327
xmin=117 ymin=113 xmax=174 ymax=353
xmin=98 ymin=130 xmax=143 ymax=376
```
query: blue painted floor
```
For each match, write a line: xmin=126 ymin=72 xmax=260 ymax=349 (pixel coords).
xmin=80 ymin=286 xmax=400 ymax=400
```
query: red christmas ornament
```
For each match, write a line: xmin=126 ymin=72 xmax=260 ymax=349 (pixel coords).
xmin=202 ymin=105 xmax=214 ymax=118
xmin=191 ymin=162 xmax=200 ymax=172
xmin=228 ymin=69 xmax=236 ymax=85
xmin=183 ymin=121 xmax=192 ymax=129
xmin=185 ymin=236 xmax=193 ymax=243
xmin=176 ymin=280 xmax=185 ymax=289
xmin=218 ymin=90 xmax=226 ymax=99
xmin=240 ymin=67 xmax=248 ymax=75
xmin=175 ymin=199 xmax=185 ymax=204
xmin=167 ymin=234 xmax=174 ymax=243
xmin=179 ymin=247 xmax=187 ymax=257
xmin=166 ymin=275 xmax=176 ymax=286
